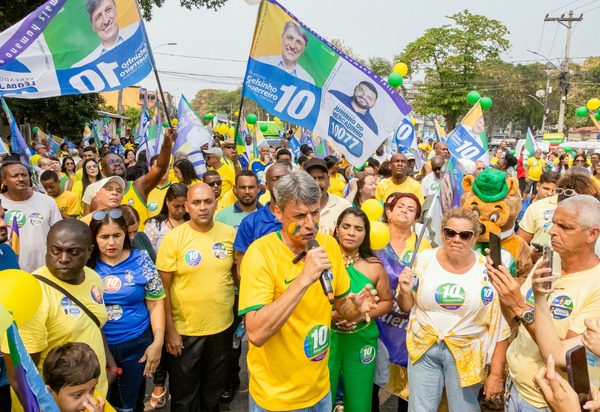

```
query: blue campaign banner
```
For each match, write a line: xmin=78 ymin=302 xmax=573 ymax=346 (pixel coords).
xmin=242 ymin=0 xmax=411 ymax=166
xmin=0 ymin=0 xmax=152 ymax=98
xmin=445 ymin=124 xmax=486 ymax=162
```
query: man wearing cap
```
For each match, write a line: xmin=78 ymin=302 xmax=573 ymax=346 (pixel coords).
xmin=221 ymin=139 xmax=242 ymax=174
xmin=304 ymin=158 xmax=352 ymax=235
xmin=376 ymin=153 xmax=424 ymax=205
xmin=251 ymin=143 xmax=273 ymax=186
xmin=205 ymin=147 xmax=236 ymax=196
xmin=421 ymin=155 xmax=444 ymax=198
xmin=80 ymin=176 xmax=125 ymax=225
xmin=0 ymin=160 xmax=62 ymax=272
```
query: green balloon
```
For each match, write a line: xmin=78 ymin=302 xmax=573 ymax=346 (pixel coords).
xmin=32 ymin=126 xmax=39 ymax=133
xmin=208 ymin=113 xmax=215 ymax=120
xmin=576 ymin=106 xmax=589 ymax=117
xmin=387 ymin=72 xmax=403 ymax=88
xmin=480 ymin=96 xmax=493 ymax=110
xmin=203 ymin=114 xmax=210 ymax=120
xmin=116 ymin=128 xmax=121 ymax=134
xmin=246 ymin=113 xmax=258 ymax=125
xmin=259 ymin=124 xmax=268 ymax=132
xmin=163 ymin=121 xmax=169 ymax=128
xmin=467 ymin=90 xmax=481 ymax=105
xmin=509 ymin=150 xmax=515 ymax=155
xmin=595 ymin=112 xmax=600 ymax=121
xmin=564 ymin=146 xmax=572 ymax=153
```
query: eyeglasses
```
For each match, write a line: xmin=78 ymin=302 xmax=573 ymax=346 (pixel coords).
xmin=443 ymin=227 xmax=474 ymax=241
xmin=107 ymin=159 xmax=124 ymax=166
xmin=205 ymin=180 xmax=222 ymax=187
xmin=574 ymin=159 xmax=586 ymax=163
xmin=554 ymin=188 xmax=578 ymax=197
xmin=86 ymin=164 xmax=99 ymax=170
xmin=92 ymin=209 xmax=123 ymax=221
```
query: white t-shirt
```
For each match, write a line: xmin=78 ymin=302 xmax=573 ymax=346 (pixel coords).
xmin=2 ymin=192 xmax=62 ymax=272
xmin=421 ymin=172 xmax=441 ymax=198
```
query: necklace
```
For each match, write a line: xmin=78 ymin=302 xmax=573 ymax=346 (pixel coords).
xmin=342 ymin=252 xmax=361 ymax=268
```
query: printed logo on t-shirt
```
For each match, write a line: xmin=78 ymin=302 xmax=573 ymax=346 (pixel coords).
xmin=103 ymin=276 xmax=122 ymax=294
xmin=28 ymin=212 xmax=44 ymax=226
xmin=402 ymin=250 xmax=414 ymax=265
xmin=61 ymin=297 xmax=81 ymax=318
xmin=106 ymin=304 xmax=123 ymax=321
xmin=412 ymin=275 xmax=419 ymax=292
xmin=481 ymin=286 xmax=494 ymax=305
xmin=360 ymin=345 xmax=376 ymax=364
xmin=124 ymin=271 xmax=135 ymax=286
xmin=434 ymin=283 xmax=466 ymax=310
xmin=185 ymin=250 xmax=202 ymax=266
xmin=90 ymin=285 xmax=103 ymax=304
xmin=5 ymin=210 xmax=26 ymax=228
xmin=127 ymin=198 xmax=134 ymax=206
xmin=212 ymin=243 xmax=227 ymax=259
xmin=147 ymin=201 xmax=158 ymax=212
xmin=549 ymin=295 xmax=574 ymax=320
xmin=304 ymin=324 xmax=329 ymax=362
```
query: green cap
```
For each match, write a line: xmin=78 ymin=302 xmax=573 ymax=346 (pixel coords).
xmin=472 ymin=168 xmax=508 ymax=203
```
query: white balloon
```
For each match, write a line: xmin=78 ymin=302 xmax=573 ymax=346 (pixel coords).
xmin=245 ymin=0 xmax=261 ymax=5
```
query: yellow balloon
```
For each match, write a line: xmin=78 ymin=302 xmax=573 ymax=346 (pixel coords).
xmin=0 ymin=269 xmax=42 ymax=325
xmin=0 ymin=304 xmax=12 ymax=333
xmin=587 ymin=98 xmax=600 ymax=111
xmin=273 ymin=117 xmax=280 ymax=123
xmin=361 ymin=199 xmax=384 ymax=221
xmin=171 ymin=118 xmax=179 ymax=126
xmin=393 ymin=62 xmax=408 ymax=77
xmin=234 ymin=111 xmax=240 ymax=117
xmin=370 ymin=221 xmax=391 ymax=250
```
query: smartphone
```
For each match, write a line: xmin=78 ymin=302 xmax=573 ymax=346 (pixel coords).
xmin=489 ymin=232 xmax=502 ymax=269
xmin=541 ymin=245 xmax=554 ymax=289
xmin=566 ymin=345 xmax=591 ymax=409
xmin=531 ymin=242 xmax=544 ymax=253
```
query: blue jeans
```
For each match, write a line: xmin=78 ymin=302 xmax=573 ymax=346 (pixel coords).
xmin=407 ymin=341 xmax=481 ymax=412
xmin=505 ymin=378 xmax=551 ymax=412
xmin=249 ymin=391 xmax=331 ymax=412
xmin=107 ymin=327 xmax=153 ymax=412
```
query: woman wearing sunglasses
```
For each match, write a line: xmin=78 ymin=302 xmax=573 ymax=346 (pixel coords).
xmin=88 ymin=209 xmax=165 ymax=412
xmin=397 ymin=207 xmax=509 ymax=411
xmin=71 ymin=158 xmax=104 ymax=204
xmin=329 ymin=208 xmax=392 ymax=412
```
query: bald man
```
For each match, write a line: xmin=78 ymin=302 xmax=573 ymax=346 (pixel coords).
xmin=156 ymin=183 xmax=236 ymax=412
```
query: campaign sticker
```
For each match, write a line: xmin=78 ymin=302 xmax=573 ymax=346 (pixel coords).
xmin=525 ymin=288 xmax=535 ymax=309
xmin=123 ymin=271 xmax=135 ymax=286
xmin=185 ymin=250 xmax=202 ymax=266
xmin=127 ymin=198 xmax=134 ymax=206
xmin=212 ymin=243 xmax=227 ymax=259
xmin=549 ymin=295 xmax=573 ymax=320
xmin=304 ymin=325 xmax=329 ymax=362
xmin=106 ymin=304 xmax=123 ymax=321
xmin=481 ymin=286 xmax=494 ymax=305
xmin=90 ymin=285 xmax=103 ymax=304
xmin=359 ymin=345 xmax=376 ymax=364
xmin=5 ymin=210 xmax=26 ymax=228
xmin=61 ymin=297 xmax=81 ymax=318
xmin=412 ymin=275 xmax=419 ymax=292
xmin=103 ymin=276 xmax=122 ymax=294
xmin=28 ymin=212 xmax=44 ymax=226
xmin=147 ymin=201 xmax=159 ymax=212
xmin=434 ymin=283 xmax=465 ymax=310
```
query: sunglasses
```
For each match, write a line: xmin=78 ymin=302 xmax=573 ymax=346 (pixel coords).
xmin=206 ymin=180 xmax=222 ymax=187
xmin=92 ymin=209 xmax=123 ymax=221
xmin=86 ymin=164 xmax=99 ymax=170
xmin=554 ymin=188 xmax=578 ymax=197
xmin=107 ymin=159 xmax=124 ymax=166
xmin=443 ymin=227 xmax=474 ymax=241
xmin=65 ymin=162 xmax=74 ymax=166
xmin=574 ymin=159 xmax=585 ymax=163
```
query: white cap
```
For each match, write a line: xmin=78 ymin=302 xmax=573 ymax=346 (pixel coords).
xmin=97 ymin=176 xmax=126 ymax=191
xmin=204 ymin=147 xmax=223 ymax=157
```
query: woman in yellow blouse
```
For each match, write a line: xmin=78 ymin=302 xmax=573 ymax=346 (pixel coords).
xmin=325 ymin=155 xmax=347 ymax=198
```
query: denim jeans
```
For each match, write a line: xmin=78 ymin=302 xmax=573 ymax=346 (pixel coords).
xmin=407 ymin=341 xmax=481 ymax=412
xmin=505 ymin=378 xmax=551 ymax=412
xmin=107 ymin=326 xmax=153 ymax=412
xmin=249 ymin=391 xmax=332 ymax=412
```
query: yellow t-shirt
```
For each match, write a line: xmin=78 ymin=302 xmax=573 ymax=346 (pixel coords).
xmin=258 ymin=191 xmax=270 ymax=205
xmin=216 ymin=163 xmax=236 ymax=195
xmin=328 ymin=173 xmax=346 ymax=198
xmin=525 ymin=157 xmax=544 ymax=181
xmin=239 ymin=232 xmax=351 ymax=410
xmin=592 ymin=174 xmax=600 ymax=188
xmin=146 ymin=181 xmax=172 ymax=219
xmin=156 ymin=222 xmax=236 ymax=336
xmin=518 ymin=195 xmax=557 ymax=245
xmin=375 ymin=177 xmax=424 ymax=205
xmin=53 ymin=190 xmax=81 ymax=217
xmin=122 ymin=181 xmax=148 ymax=231
xmin=1 ymin=266 xmax=108 ymax=395
xmin=217 ymin=190 xmax=236 ymax=213
xmin=490 ymin=156 xmax=499 ymax=166
xmin=508 ymin=262 xmax=600 ymax=408
xmin=74 ymin=167 xmax=83 ymax=183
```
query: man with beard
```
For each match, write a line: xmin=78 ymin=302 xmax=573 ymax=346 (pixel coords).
xmin=329 ymin=81 xmax=379 ymax=134
xmin=376 ymin=153 xmax=424 ymax=204
xmin=83 ymin=127 xmax=176 ymax=228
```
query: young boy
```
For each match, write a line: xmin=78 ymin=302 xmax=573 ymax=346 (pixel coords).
xmin=43 ymin=342 xmax=106 ymax=412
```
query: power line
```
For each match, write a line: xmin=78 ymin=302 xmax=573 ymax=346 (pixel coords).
xmin=154 ymin=52 xmax=247 ymax=63
xmin=571 ymin=0 xmax=599 ymax=11
xmin=547 ymin=0 xmax=584 ymax=14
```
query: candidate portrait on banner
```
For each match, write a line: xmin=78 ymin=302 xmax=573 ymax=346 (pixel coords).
xmin=329 ymin=81 xmax=379 ymax=134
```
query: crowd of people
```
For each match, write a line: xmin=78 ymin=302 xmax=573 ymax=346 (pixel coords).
xmin=0 ymin=129 xmax=599 ymax=412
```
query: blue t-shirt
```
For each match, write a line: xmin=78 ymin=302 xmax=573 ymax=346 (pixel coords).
xmin=233 ymin=202 xmax=281 ymax=253
xmin=0 ymin=243 xmax=18 ymax=387
xmin=95 ymin=249 xmax=165 ymax=345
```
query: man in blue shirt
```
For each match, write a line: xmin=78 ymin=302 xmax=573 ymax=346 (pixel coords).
xmin=329 ymin=81 xmax=379 ymax=135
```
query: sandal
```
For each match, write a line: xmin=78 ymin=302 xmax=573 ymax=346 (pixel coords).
xmin=150 ymin=388 xmax=167 ymax=409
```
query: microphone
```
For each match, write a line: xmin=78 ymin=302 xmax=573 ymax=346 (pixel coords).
xmin=307 ymin=239 xmax=334 ymax=304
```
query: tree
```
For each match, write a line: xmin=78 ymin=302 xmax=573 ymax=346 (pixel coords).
xmin=123 ymin=106 xmax=142 ymax=131
xmin=138 ymin=0 xmax=228 ymax=20
xmin=397 ymin=10 xmax=510 ymax=129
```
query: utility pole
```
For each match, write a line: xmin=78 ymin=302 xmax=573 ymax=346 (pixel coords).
xmin=544 ymin=10 xmax=583 ymax=136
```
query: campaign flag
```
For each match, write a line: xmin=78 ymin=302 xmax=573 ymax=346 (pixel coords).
xmin=1 ymin=98 xmax=30 ymax=160
xmin=175 ymin=95 xmax=212 ymax=160
xmin=312 ymin=133 xmax=329 ymax=158
xmin=137 ymin=90 xmax=150 ymax=144
xmin=288 ymin=133 xmax=301 ymax=159
xmin=188 ymin=149 xmax=207 ymax=178
xmin=434 ymin=119 xmax=446 ymax=141
xmin=241 ymin=0 xmax=411 ymax=166
xmin=445 ymin=103 xmax=490 ymax=165
xmin=0 ymin=0 xmax=152 ymax=99
xmin=393 ymin=117 xmax=424 ymax=170
xmin=90 ymin=122 xmax=102 ymax=148
xmin=10 ymin=216 xmax=20 ymax=256
xmin=524 ymin=127 xmax=537 ymax=157
xmin=47 ymin=134 xmax=60 ymax=155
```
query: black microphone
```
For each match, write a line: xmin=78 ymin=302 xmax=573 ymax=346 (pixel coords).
xmin=307 ymin=239 xmax=334 ymax=304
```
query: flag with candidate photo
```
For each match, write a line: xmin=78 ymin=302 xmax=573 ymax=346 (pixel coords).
xmin=445 ymin=102 xmax=490 ymax=165
xmin=241 ymin=0 xmax=411 ymax=166
xmin=0 ymin=0 xmax=152 ymax=99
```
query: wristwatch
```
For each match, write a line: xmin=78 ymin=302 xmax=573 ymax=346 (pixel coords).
xmin=513 ymin=310 xmax=535 ymax=325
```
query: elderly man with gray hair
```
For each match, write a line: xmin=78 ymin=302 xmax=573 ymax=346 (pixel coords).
xmin=238 ymin=171 xmax=377 ymax=411
xmin=486 ymin=195 xmax=600 ymax=411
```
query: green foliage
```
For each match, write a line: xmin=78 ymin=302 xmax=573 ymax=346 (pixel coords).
xmin=123 ymin=106 xmax=142 ymax=131
xmin=138 ymin=0 xmax=228 ymax=20
xmin=397 ymin=10 xmax=510 ymax=129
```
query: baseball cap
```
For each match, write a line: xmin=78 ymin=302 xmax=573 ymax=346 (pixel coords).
xmin=405 ymin=152 xmax=415 ymax=160
xmin=97 ymin=176 xmax=125 ymax=191
xmin=220 ymin=138 xmax=235 ymax=148
xmin=204 ymin=147 xmax=223 ymax=157
xmin=303 ymin=158 xmax=328 ymax=173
